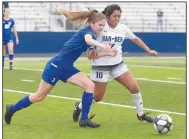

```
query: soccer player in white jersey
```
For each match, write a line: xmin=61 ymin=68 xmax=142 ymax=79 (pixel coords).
xmin=73 ymin=4 xmax=158 ymax=123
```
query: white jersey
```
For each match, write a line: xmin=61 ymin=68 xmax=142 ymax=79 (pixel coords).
xmin=92 ymin=22 xmax=136 ymax=66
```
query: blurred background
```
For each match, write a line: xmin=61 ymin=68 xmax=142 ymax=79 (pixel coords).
xmin=3 ymin=1 xmax=186 ymax=56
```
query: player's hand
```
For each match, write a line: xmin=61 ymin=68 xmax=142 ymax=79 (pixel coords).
xmin=16 ymin=39 xmax=19 ymax=45
xmin=87 ymin=50 xmax=97 ymax=60
xmin=149 ymin=50 xmax=158 ymax=56
xmin=102 ymin=44 xmax=111 ymax=51
xmin=109 ymin=48 xmax=118 ymax=56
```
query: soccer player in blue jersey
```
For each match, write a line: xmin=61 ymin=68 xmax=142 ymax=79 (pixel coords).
xmin=4 ymin=9 xmax=117 ymax=128
xmin=3 ymin=8 xmax=19 ymax=70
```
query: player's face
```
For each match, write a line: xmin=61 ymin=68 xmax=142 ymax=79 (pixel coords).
xmin=107 ymin=9 xmax=121 ymax=27
xmin=3 ymin=9 xmax=10 ymax=17
xmin=90 ymin=19 xmax=106 ymax=34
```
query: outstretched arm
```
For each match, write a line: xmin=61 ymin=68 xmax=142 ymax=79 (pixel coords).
xmin=131 ymin=36 xmax=158 ymax=56
xmin=87 ymin=49 xmax=118 ymax=60
xmin=85 ymin=34 xmax=111 ymax=51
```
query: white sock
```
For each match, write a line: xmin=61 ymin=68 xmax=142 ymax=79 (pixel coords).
xmin=78 ymin=102 xmax=82 ymax=109
xmin=78 ymin=99 xmax=96 ymax=110
xmin=132 ymin=92 xmax=144 ymax=116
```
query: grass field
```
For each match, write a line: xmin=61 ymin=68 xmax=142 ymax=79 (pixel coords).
xmin=3 ymin=57 xmax=186 ymax=139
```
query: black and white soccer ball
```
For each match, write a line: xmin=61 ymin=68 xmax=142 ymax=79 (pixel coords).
xmin=153 ymin=114 xmax=173 ymax=134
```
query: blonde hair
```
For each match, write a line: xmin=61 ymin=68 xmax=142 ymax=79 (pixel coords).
xmin=59 ymin=9 xmax=105 ymax=25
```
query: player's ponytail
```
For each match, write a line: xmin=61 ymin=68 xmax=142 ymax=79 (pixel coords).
xmin=59 ymin=9 xmax=99 ymax=22
xmin=59 ymin=9 xmax=105 ymax=27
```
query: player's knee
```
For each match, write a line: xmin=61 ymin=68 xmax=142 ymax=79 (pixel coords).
xmin=8 ymin=50 xmax=14 ymax=54
xmin=83 ymin=81 xmax=95 ymax=92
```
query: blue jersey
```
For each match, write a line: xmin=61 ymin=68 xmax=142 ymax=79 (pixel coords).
xmin=60 ymin=26 xmax=96 ymax=64
xmin=3 ymin=18 xmax=15 ymax=41
xmin=42 ymin=26 xmax=96 ymax=85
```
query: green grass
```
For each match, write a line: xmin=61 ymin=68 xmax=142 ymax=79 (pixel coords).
xmin=3 ymin=57 xmax=186 ymax=139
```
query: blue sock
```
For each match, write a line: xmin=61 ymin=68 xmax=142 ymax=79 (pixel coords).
xmin=9 ymin=54 xmax=14 ymax=66
xmin=10 ymin=95 xmax=32 ymax=114
xmin=81 ymin=91 xmax=93 ymax=120
xmin=2 ymin=56 xmax=5 ymax=68
xmin=9 ymin=54 xmax=14 ymax=61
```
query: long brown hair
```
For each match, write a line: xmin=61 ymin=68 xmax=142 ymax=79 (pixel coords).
xmin=59 ymin=9 xmax=105 ymax=25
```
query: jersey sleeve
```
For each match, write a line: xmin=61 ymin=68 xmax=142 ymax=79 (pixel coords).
xmin=84 ymin=31 xmax=94 ymax=38
xmin=83 ymin=26 xmax=95 ymax=38
xmin=123 ymin=25 xmax=136 ymax=40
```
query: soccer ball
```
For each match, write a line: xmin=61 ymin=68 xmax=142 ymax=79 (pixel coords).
xmin=153 ymin=114 xmax=173 ymax=134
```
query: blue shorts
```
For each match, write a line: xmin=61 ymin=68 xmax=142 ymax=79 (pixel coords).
xmin=3 ymin=39 xmax=13 ymax=46
xmin=42 ymin=61 xmax=80 ymax=86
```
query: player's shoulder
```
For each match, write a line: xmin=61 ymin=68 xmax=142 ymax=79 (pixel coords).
xmin=117 ymin=23 xmax=129 ymax=29
xmin=81 ymin=26 xmax=95 ymax=36
xmin=8 ymin=18 xmax=15 ymax=24
xmin=82 ymin=26 xmax=92 ymax=31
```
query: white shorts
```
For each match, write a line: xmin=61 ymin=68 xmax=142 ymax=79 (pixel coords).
xmin=90 ymin=61 xmax=129 ymax=82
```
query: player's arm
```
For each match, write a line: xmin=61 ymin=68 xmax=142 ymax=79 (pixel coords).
xmin=124 ymin=25 xmax=158 ymax=56
xmin=87 ymin=48 xmax=118 ymax=60
xmin=131 ymin=36 xmax=158 ymax=56
xmin=13 ymin=25 xmax=19 ymax=45
xmin=85 ymin=34 xmax=111 ymax=51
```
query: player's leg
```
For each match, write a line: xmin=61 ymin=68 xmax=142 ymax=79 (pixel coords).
xmin=7 ymin=41 xmax=14 ymax=70
xmin=93 ymin=81 xmax=107 ymax=102
xmin=5 ymin=79 xmax=54 ymax=124
xmin=2 ymin=44 xmax=6 ymax=68
xmin=112 ymin=64 xmax=154 ymax=123
xmin=72 ymin=66 xmax=109 ymax=122
xmin=5 ymin=61 xmax=58 ymax=124
xmin=67 ymin=72 xmax=100 ymax=128
xmin=73 ymin=81 xmax=107 ymax=122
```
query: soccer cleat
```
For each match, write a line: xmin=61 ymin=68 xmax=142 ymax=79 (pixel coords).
xmin=79 ymin=119 xmax=101 ymax=128
xmin=137 ymin=111 xmax=154 ymax=123
xmin=5 ymin=104 xmax=14 ymax=124
xmin=73 ymin=102 xmax=82 ymax=122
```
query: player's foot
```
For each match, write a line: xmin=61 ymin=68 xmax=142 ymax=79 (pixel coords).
xmin=5 ymin=104 xmax=14 ymax=124
xmin=137 ymin=111 xmax=154 ymax=123
xmin=79 ymin=119 xmax=101 ymax=128
xmin=9 ymin=65 xmax=13 ymax=70
xmin=73 ymin=102 xmax=81 ymax=122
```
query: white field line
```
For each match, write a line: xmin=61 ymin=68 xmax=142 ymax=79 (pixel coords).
xmin=128 ymin=65 xmax=185 ymax=70
xmin=167 ymin=77 xmax=183 ymax=80
xmin=10 ymin=57 xmax=186 ymax=60
xmin=4 ymin=67 xmax=43 ymax=72
xmin=3 ymin=89 xmax=186 ymax=116
xmin=5 ymin=57 xmax=185 ymax=69
xmin=22 ymin=79 xmax=36 ymax=82
xmin=135 ymin=78 xmax=186 ymax=85
xmin=4 ymin=67 xmax=186 ymax=85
